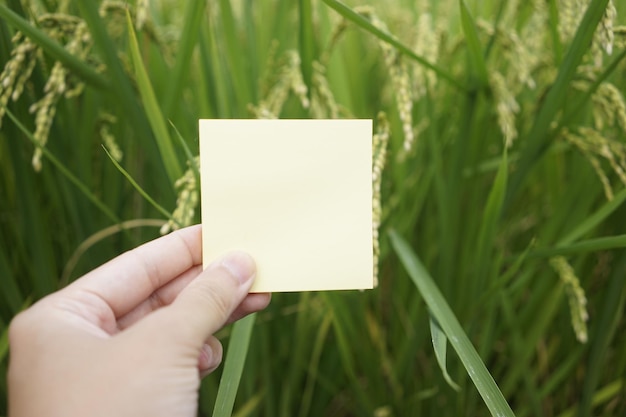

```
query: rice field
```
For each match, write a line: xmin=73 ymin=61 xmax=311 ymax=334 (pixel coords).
xmin=1 ymin=0 xmax=626 ymax=416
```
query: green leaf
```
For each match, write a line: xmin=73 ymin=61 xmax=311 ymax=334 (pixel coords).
xmin=162 ymin=0 xmax=206 ymax=116
xmin=557 ymin=186 xmax=626 ymax=245
xmin=0 ymin=248 xmax=23 ymax=313
xmin=389 ymin=230 xmax=515 ymax=417
xmin=527 ymin=234 xmax=626 ymax=259
xmin=559 ymin=48 xmax=626 ymax=129
xmin=474 ymin=150 xmax=508 ymax=288
xmin=170 ymin=121 xmax=200 ymax=185
xmin=576 ymin=254 xmax=626 ymax=417
xmin=0 ymin=325 xmax=8 ymax=364
xmin=429 ymin=315 xmax=460 ymax=391
xmin=298 ymin=314 xmax=333 ymax=417
xmin=76 ymin=2 xmax=157 ymax=160
xmin=321 ymin=0 xmax=465 ymax=91
xmin=459 ymin=1 xmax=489 ymax=88
xmin=507 ymin=0 xmax=611 ymax=201
xmin=322 ymin=293 xmax=373 ymax=413
xmin=126 ymin=11 xmax=183 ymax=186
xmin=213 ymin=314 xmax=257 ymax=417
xmin=217 ymin=0 xmax=254 ymax=113
xmin=6 ymin=110 xmax=121 ymax=225
xmin=102 ymin=146 xmax=175 ymax=224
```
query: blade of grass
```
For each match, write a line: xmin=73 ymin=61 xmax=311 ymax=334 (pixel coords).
xmin=60 ymin=218 xmax=166 ymax=285
xmin=576 ymin=253 xmax=626 ymax=417
xmin=126 ymin=11 xmax=182 ymax=185
xmin=526 ymin=234 xmax=626 ymax=259
xmin=559 ymin=379 xmax=624 ymax=417
xmin=321 ymin=0 xmax=465 ymax=91
xmin=102 ymin=146 xmax=174 ymax=222
xmin=506 ymin=0 xmax=611 ymax=203
xmin=198 ymin=22 xmax=232 ymax=118
xmin=162 ymin=0 xmax=206 ymax=116
xmin=559 ymin=48 xmax=626 ymax=129
xmin=170 ymin=121 xmax=200 ymax=183
xmin=6 ymin=109 xmax=121 ymax=225
xmin=389 ymin=229 xmax=515 ymax=417
xmin=298 ymin=313 xmax=332 ymax=417
xmin=232 ymin=391 xmax=264 ymax=417
xmin=423 ymin=93 xmax=455 ymax=297
xmin=530 ymin=347 xmax=585 ymax=414
xmin=483 ymin=0 xmax=506 ymax=59
xmin=547 ymin=0 xmax=563 ymax=63
xmin=429 ymin=315 xmax=460 ymax=391
xmin=3 ymin=113 xmax=58 ymax=297
xmin=213 ymin=314 xmax=256 ymax=417
xmin=474 ymin=150 xmax=508 ymax=293
xmin=217 ymin=0 xmax=253 ymax=114
xmin=322 ymin=293 xmax=374 ymax=414
xmin=557 ymin=186 xmax=626 ymax=245
xmin=0 ymin=249 xmax=23 ymax=313
xmin=459 ymin=1 xmax=489 ymax=89
xmin=501 ymin=281 xmax=563 ymax=396
xmin=499 ymin=294 xmax=543 ymax=416
xmin=279 ymin=293 xmax=315 ymax=417
xmin=0 ymin=325 xmax=7 ymax=364
xmin=75 ymin=2 xmax=158 ymax=162
xmin=479 ymin=240 xmax=533 ymax=306
xmin=0 ymin=3 xmax=109 ymax=90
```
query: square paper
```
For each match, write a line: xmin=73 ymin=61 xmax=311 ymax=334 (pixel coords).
xmin=199 ymin=119 xmax=373 ymax=292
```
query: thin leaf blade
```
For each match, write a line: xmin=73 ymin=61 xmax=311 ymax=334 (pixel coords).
xmin=321 ymin=0 xmax=465 ymax=91
xmin=459 ymin=1 xmax=489 ymax=88
xmin=429 ymin=315 xmax=461 ymax=391
xmin=213 ymin=314 xmax=256 ymax=417
xmin=126 ymin=11 xmax=182 ymax=185
xmin=389 ymin=230 xmax=515 ymax=417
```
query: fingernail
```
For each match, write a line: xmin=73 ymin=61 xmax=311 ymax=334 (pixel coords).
xmin=220 ymin=251 xmax=256 ymax=285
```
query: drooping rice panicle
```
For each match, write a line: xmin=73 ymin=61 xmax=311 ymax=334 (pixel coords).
xmin=372 ymin=112 xmax=389 ymax=287
xmin=490 ymin=71 xmax=520 ymax=147
xmin=160 ymin=156 xmax=200 ymax=235
xmin=550 ymin=256 xmax=589 ymax=343
xmin=99 ymin=113 xmax=123 ymax=162
xmin=0 ymin=32 xmax=39 ymax=127
xmin=250 ymin=50 xmax=309 ymax=119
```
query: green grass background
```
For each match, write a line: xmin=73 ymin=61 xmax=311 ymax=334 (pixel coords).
xmin=1 ymin=0 xmax=626 ymax=416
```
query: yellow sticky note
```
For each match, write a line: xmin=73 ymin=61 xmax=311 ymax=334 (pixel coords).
xmin=199 ymin=119 xmax=373 ymax=292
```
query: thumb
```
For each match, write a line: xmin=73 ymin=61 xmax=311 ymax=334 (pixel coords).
xmin=162 ymin=251 xmax=256 ymax=345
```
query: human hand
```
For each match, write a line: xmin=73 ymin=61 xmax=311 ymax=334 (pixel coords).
xmin=7 ymin=225 xmax=270 ymax=417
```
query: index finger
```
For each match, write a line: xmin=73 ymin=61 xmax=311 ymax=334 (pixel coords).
xmin=67 ymin=224 xmax=203 ymax=318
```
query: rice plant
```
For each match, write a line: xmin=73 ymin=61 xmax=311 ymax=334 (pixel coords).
xmin=1 ymin=0 xmax=625 ymax=416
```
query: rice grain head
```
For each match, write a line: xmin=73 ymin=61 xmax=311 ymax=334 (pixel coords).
xmin=250 ymin=50 xmax=309 ymax=119
xmin=490 ymin=71 xmax=520 ymax=148
xmin=549 ymin=256 xmax=589 ymax=343
xmin=160 ymin=156 xmax=200 ymax=235
xmin=372 ymin=112 xmax=390 ymax=287
xmin=412 ymin=13 xmax=438 ymax=99
xmin=0 ymin=33 xmax=39 ymax=127
xmin=310 ymin=61 xmax=340 ymax=119
xmin=99 ymin=113 xmax=123 ymax=162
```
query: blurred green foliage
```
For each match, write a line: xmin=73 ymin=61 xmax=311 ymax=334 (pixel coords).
xmin=1 ymin=0 xmax=626 ymax=416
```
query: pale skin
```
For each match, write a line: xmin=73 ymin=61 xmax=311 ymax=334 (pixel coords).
xmin=7 ymin=225 xmax=271 ymax=417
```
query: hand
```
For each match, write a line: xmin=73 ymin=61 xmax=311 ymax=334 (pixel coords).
xmin=7 ymin=225 xmax=270 ymax=417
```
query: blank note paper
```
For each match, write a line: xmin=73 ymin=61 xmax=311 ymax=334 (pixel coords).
xmin=199 ymin=119 xmax=373 ymax=292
